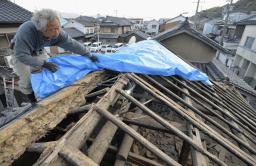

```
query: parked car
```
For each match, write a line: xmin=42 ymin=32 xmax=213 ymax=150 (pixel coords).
xmin=111 ymin=43 xmax=124 ymax=53
xmin=90 ymin=42 xmax=102 ymax=52
xmin=83 ymin=42 xmax=92 ymax=51
xmin=101 ymin=44 xmax=111 ymax=53
xmin=106 ymin=45 xmax=113 ymax=53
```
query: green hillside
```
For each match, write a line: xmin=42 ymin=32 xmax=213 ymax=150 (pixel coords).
xmin=194 ymin=0 xmax=256 ymax=19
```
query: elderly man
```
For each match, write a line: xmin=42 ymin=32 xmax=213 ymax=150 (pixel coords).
xmin=12 ymin=9 xmax=97 ymax=103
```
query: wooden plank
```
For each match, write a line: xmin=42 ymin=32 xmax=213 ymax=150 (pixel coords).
xmin=179 ymin=87 xmax=208 ymax=166
xmin=59 ymin=146 xmax=98 ymax=166
xmin=0 ymin=71 xmax=106 ymax=166
xmin=34 ymin=75 xmax=129 ymax=166
xmin=129 ymin=74 xmax=256 ymax=165
xmin=94 ymin=105 xmax=182 ymax=166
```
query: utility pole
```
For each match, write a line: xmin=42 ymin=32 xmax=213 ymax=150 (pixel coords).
xmin=114 ymin=10 xmax=118 ymax=17
xmin=220 ymin=0 xmax=233 ymax=46
xmin=194 ymin=0 xmax=200 ymax=30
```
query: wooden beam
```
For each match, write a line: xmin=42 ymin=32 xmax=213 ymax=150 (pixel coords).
xmin=33 ymin=75 xmax=129 ymax=166
xmin=59 ymin=146 xmax=98 ymax=166
xmin=0 ymin=71 xmax=106 ymax=166
xmin=94 ymin=105 xmax=182 ymax=166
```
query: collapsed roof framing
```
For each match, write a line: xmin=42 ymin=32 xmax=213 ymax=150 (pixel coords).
xmin=1 ymin=72 xmax=256 ymax=166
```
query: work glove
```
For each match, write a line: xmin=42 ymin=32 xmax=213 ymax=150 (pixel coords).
xmin=42 ymin=61 xmax=58 ymax=73
xmin=82 ymin=53 xmax=98 ymax=62
xmin=88 ymin=54 xmax=98 ymax=62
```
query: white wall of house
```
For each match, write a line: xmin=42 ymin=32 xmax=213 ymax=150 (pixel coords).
xmin=85 ymin=27 xmax=95 ymax=34
xmin=145 ymin=20 xmax=159 ymax=35
xmin=233 ymin=24 xmax=256 ymax=88
xmin=218 ymin=52 xmax=234 ymax=67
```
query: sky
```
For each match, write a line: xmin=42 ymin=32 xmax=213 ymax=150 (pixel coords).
xmin=14 ymin=0 xmax=237 ymax=20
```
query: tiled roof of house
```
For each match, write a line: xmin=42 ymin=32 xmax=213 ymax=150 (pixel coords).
xmin=120 ymin=31 xmax=150 ymax=39
xmin=98 ymin=33 xmax=119 ymax=39
xmin=63 ymin=27 xmax=84 ymax=38
xmin=236 ymin=15 xmax=256 ymax=25
xmin=0 ymin=0 xmax=32 ymax=24
xmin=100 ymin=16 xmax=131 ymax=26
xmin=153 ymin=18 xmax=233 ymax=55
xmin=75 ymin=16 xmax=98 ymax=27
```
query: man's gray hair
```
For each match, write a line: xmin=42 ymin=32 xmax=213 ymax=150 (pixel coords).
xmin=31 ymin=9 xmax=60 ymax=31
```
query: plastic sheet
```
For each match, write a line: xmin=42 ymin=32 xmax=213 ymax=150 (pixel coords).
xmin=31 ymin=40 xmax=211 ymax=99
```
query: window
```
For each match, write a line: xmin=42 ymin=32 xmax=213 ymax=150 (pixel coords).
xmin=111 ymin=27 xmax=115 ymax=33
xmin=152 ymin=25 xmax=157 ymax=29
xmin=244 ymin=36 xmax=255 ymax=49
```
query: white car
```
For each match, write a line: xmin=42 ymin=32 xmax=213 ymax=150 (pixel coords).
xmin=90 ymin=42 xmax=102 ymax=53
xmin=83 ymin=42 xmax=92 ymax=51
xmin=101 ymin=44 xmax=111 ymax=53
xmin=111 ymin=43 xmax=124 ymax=53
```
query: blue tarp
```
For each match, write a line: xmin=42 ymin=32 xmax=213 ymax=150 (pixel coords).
xmin=31 ymin=40 xmax=211 ymax=99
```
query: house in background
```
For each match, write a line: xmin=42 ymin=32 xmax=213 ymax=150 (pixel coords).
xmin=0 ymin=0 xmax=32 ymax=67
xmin=144 ymin=19 xmax=159 ymax=36
xmin=98 ymin=16 xmax=132 ymax=43
xmin=0 ymin=0 xmax=32 ymax=107
xmin=63 ymin=16 xmax=98 ymax=41
xmin=153 ymin=18 xmax=232 ymax=64
xmin=159 ymin=14 xmax=193 ymax=33
xmin=46 ymin=27 xmax=85 ymax=55
xmin=100 ymin=16 xmax=131 ymax=34
xmin=154 ymin=18 xmax=256 ymax=108
xmin=119 ymin=31 xmax=149 ymax=43
xmin=0 ymin=0 xmax=32 ymax=49
xmin=129 ymin=18 xmax=144 ymax=31
xmin=232 ymin=15 xmax=256 ymax=90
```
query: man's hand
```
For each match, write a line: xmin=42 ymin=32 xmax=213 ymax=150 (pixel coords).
xmin=42 ymin=61 xmax=58 ymax=73
xmin=82 ymin=53 xmax=98 ymax=62
xmin=89 ymin=54 xmax=98 ymax=62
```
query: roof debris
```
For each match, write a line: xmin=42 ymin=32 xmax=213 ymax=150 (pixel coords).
xmin=1 ymin=71 xmax=256 ymax=166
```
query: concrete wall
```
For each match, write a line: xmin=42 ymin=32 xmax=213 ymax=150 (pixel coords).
xmin=0 ymin=35 xmax=9 ymax=49
xmin=161 ymin=33 xmax=216 ymax=63
xmin=146 ymin=21 xmax=159 ymax=35
xmin=160 ymin=22 xmax=179 ymax=32
xmin=239 ymin=25 xmax=256 ymax=50
xmin=100 ymin=26 xmax=130 ymax=35
xmin=233 ymin=25 xmax=256 ymax=89
xmin=218 ymin=52 xmax=234 ymax=67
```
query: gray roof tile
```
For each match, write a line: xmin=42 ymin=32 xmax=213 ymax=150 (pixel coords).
xmin=63 ymin=27 xmax=84 ymax=38
xmin=0 ymin=0 xmax=32 ymax=24
xmin=101 ymin=16 xmax=131 ymax=26
xmin=75 ymin=16 xmax=98 ymax=26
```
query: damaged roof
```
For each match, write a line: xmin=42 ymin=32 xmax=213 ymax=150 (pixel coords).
xmin=1 ymin=71 xmax=256 ymax=166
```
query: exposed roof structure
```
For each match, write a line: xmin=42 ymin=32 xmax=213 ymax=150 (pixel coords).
xmin=153 ymin=18 xmax=233 ymax=55
xmin=1 ymin=71 xmax=256 ymax=166
xmin=63 ymin=27 xmax=84 ymax=38
xmin=192 ymin=59 xmax=256 ymax=109
xmin=0 ymin=0 xmax=32 ymax=24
